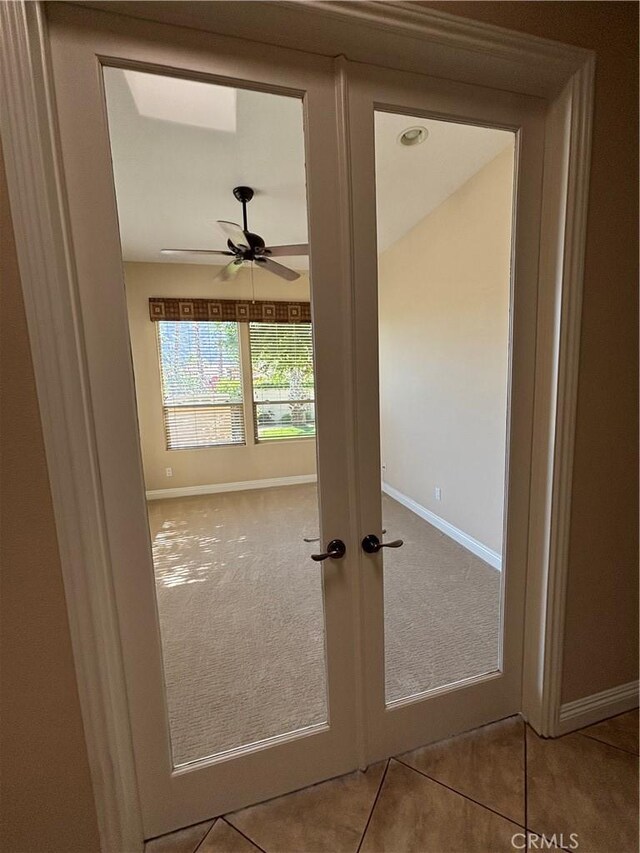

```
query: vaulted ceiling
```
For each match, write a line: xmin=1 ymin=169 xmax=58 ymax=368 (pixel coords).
xmin=104 ymin=68 xmax=513 ymax=267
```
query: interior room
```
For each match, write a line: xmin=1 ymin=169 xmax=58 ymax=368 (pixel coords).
xmin=104 ymin=66 xmax=516 ymax=765
xmin=2 ymin=4 xmax=637 ymax=853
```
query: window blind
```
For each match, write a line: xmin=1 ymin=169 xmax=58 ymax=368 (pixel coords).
xmin=248 ymin=322 xmax=315 ymax=442
xmin=157 ymin=321 xmax=245 ymax=449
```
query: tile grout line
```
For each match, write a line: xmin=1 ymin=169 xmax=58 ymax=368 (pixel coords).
xmin=525 ymin=724 xmax=613 ymax=853
xmin=524 ymin=822 xmax=571 ymax=853
xmin=192 ymin=818 xmax=217 ymax=853
xmin=355 ymin=759 xmax=390 ymax=853
xmin=145 ymin=817 xmax=217 ymax=850
xmin=526 ymin=723 xmax=571 ymax=850
xmin=393 ymin=756 xmax=526 ymax=829
xmin=221 ymin=816 xmax=268 ymax=852
xmin=524 ymin=722 xmax=528 ymax=834
xmin=574 ymin=731 xmax=640 ymax=757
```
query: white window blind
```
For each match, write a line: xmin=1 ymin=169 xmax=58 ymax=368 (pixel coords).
xmin=248 ymin=322 xmax=315 ymax=442
xmin=157 ymin=321 xmax=245 ymax=449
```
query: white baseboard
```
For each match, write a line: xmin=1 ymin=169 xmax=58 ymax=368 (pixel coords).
xmin=382 ymin=482 xmax=502 ymax=570
xmin=557 ymin=680 xmax=639 ymax=735
xmin=146 ymin=473 xmax=317 ymax=500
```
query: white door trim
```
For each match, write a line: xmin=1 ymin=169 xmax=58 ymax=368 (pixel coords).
xmin=0 ymin=3 xmax=142 ymax=851
xmin=0 ymin=2 xmax=594 ymax=849
xmin=525 ymin=60 xmax=596 ymax=738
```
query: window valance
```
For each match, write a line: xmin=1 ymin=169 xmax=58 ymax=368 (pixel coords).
xmin=149 ymin=297 xmax=311 ymax=324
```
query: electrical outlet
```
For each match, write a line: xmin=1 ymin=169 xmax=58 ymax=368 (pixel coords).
xmin=165 ymin=467 xmax=173 ymax=478
xmin=434 ymin=486 xmax=442 ymax=501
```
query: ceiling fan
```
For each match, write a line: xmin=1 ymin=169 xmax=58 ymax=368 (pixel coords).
xmin=161 ymin=186 xmax=308 ymax=282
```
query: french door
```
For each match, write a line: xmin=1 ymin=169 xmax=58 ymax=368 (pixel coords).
xmin=346 ymin=63 xmax=544 ymax=759
xmin=47 ymin=6 xmax=359 ymax=839
xmin=46 ymin=4 xmax=543 ymax=840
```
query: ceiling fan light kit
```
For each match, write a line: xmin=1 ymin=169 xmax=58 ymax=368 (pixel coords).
xmin=161 ymin=186 xmax=309 ymax=282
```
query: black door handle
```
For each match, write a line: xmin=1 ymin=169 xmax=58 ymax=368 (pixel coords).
xmin=311 ymin=539 xmax=346 ymax=562
xmin=361 ymin=534 xmax=403 ymax=554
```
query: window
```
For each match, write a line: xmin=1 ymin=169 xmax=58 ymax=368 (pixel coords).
xmin=157 ymin=321 xmax=245 ymax=449
xmin=155 ymin=319 xmax=315 ymax=449
xmin=249 ymin=322 xmax=316 ymax=441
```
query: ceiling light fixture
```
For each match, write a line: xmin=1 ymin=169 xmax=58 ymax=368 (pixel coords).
xmin=398 ymin=126 xmax=429 ymax=146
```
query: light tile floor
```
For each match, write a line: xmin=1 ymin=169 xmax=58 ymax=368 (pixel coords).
xmin=145 ymin=710 xmax=639 ymax=853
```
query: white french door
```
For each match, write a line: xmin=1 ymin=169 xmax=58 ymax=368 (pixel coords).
xmin=347 ymin=62 xmax=544 ymax=759
xmin=46 ymin=6 xmax=359 ymax=839
xmin=46 ymin=5 xmax=544 ymax=841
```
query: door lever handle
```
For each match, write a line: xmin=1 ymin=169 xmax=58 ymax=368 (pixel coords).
xmin=361 ymin=534 xmax=403 ymax=554
xmin=311 ymin=539 xmax=346 ymax=562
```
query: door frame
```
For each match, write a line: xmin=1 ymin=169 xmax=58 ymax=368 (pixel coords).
xmin=0 ymin=2 xmax=594 ymax=850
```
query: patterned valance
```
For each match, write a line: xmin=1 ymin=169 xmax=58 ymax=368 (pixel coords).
xmin=149 ymin=297 xmax=311 ymax=324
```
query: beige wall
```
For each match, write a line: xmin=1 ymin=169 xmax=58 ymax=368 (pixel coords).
xmin=379 ymin=147 xmax=513 ymax=555
xmin=0 ymin=146 xmax=100 ymax=851
xmin=124 ymin=262 xmax=316 ymax=491
xmin=2 ymin=3 xmax=637 ymax=846
xmin=423 ymin=0 xmax=639 ymax=710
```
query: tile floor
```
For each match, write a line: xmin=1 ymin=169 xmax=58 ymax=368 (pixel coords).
xmin=145 ymin=710 xmax=639 ymax=853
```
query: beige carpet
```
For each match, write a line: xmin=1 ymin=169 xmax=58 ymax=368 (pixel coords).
xmin=147 ymin=484 xmax=500 ymax=766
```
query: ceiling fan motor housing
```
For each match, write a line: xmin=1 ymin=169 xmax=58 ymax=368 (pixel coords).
xmin=227 ymin=234 xmax=265 ymax=258
xmin=232 ymin=185 xmax=254 ymax=203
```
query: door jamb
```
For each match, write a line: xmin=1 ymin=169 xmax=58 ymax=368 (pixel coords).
xmin=0 ymin=2 xmax=594 ymax=850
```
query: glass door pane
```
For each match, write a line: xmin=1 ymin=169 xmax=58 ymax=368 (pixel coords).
xmin=374 ymin=111 xmax=516 ymax=704
xmin=103 ymin=67 xmax=327 ymax=765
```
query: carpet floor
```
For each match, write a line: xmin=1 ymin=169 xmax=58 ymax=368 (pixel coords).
xmin=147 ymin=484 xmax=501 ymax=766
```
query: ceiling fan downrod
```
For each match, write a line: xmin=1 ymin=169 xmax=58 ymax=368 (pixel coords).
xmin=232 ymin=185 xmax=254 ymax=233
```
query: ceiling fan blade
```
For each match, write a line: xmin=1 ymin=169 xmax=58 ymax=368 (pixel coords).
xmin=256 ymin=257 xmax=300 ymax=282
xmin=217 ymin=220 xmax=249 ymax=250
xmin=265 ymin=243 xmax=309 ymax=257
xmin=161 ymin=249 xmax=234 ymax=257
xmin=215 ymin=260 xmax=244 ymax=282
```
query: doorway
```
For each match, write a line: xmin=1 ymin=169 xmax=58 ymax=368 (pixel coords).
xmin=41 ymin=3 xmax=551 ymax=841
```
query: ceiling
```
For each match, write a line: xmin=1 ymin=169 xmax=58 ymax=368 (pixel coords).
xmin=104 ymin=68 xmax=513 ymax=267
xmin=374 ymin=113 xmax=513 ymax=251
